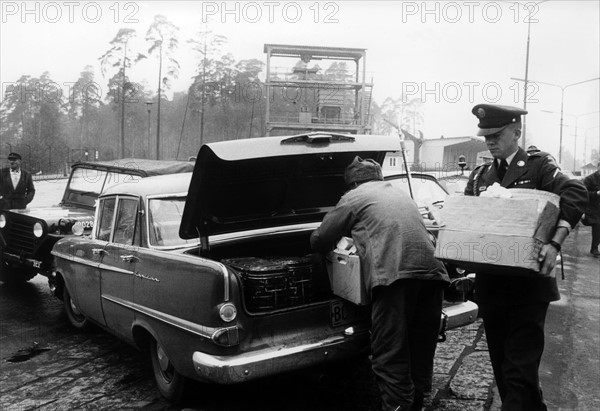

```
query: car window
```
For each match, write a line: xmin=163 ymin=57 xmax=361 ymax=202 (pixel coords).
xmin=113 ymin=198 xmax=139 ymax=245
xmin=387 ymin=176 xmax=448 ymax=207
xmin=69 ymin=167 xmax=107 ymax=194
xmin=148 ymin=197 xmax=197 ymax=248
xmin=96 ymin=197 xmax=116 ymax=241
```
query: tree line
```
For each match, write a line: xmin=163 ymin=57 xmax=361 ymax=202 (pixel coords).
xmin=0 ymin=15 xmax=427 ymax=175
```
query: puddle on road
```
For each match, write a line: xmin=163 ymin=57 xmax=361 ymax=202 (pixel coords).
xmin=5 ymin=342 xmax=51 ymax=363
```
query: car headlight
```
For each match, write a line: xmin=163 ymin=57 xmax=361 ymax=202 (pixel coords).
xmin=0 ymin=213 xmax=6 ymax=228
xmin=71 ymin=221 xmax=84 ymax=236
xmin=218 ymin=303 xmax=237 ymax=322
xmin=33 ymin=222 xmax=44 ymax=238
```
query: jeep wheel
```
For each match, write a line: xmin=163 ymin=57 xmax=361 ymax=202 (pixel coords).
xmin=150 ymin=338 xmax=188 ymax=403
xmin=63 ymin=287 xmax=89 ymax=330
xmin=0 ymin=262 xmax=37 ymax=284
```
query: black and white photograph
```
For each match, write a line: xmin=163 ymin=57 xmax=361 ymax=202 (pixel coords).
xmin=1 ymin=1 xmax=599 ymax=410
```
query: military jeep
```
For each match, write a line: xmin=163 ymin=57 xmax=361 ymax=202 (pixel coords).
xmin=0 ymin=158 xmax=194 ymax=284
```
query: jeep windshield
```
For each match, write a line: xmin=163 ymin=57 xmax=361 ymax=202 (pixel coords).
xmin=66 ymin=168 xmax=143 ymax=208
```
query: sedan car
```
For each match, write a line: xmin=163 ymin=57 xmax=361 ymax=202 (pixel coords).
xmin=51 ymin=132 xmax=478 ymax=404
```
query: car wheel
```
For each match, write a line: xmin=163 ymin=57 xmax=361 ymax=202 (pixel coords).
xmin=150 ymin=338 xmax=188 ymax=403
xmin=63 ymin=286 xmax=89 ymax=330
xmin=0 ymin=262 xmax=37 ymax=284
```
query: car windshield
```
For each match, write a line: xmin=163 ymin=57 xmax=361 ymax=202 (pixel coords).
xmin=148 ymin=197 xmax=198 ymax=248
xmin=386 ymin=175 xmax=448 ymax=208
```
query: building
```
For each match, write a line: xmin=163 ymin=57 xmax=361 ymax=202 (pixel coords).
xmin=383 ymin=136 xmax=489 ymax=174
xmin=581 ymin=162 xmax=598 ymax=177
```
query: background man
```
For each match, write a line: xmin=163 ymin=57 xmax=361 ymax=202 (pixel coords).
xmin=311 ymin=156 xmax=450 ymax=411
xmin=464 ymin=104 xmax=588 ymax=410
xmin=582 ymin=165 xmax=600 ymax=257
xmin=0 ymin=152 xmax=36 ymax=210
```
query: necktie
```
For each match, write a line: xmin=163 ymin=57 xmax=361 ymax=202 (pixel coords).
xmin=497 ymin=159 xmax=508 ymax=181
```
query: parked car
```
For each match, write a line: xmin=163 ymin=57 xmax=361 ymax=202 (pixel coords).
xmin=0 ymin=158 xmax=194 ymax=283
xmin=50 ymin=133 xmax=478 ymax=403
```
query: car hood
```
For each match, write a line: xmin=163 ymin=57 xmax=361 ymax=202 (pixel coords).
xmin=180 ymin=133 xmax=400 ymax=239
xmin=5 ymin=205 xmax=95 ymax=225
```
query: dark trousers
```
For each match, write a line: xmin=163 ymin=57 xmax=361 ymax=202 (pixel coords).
xmin=591 ymin=223 xmax=600 ymax=251
xmin=370 ymin=279 xmax=444 ymax=411
xmin=479 ymin=303 xmax=549 ymax=411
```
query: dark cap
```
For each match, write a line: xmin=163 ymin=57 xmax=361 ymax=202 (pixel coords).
xmin=527 ymin=145 xmax=540 ymax=154
xmin=7 ymin=152 xmax=22 ymax=160
xmin=472 ymin=104 xmax=527 ymax=136
xmin=344 ymin=156 xmax=383 ymax=186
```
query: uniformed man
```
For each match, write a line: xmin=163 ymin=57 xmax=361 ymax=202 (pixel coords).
xmin=464 ymin=104 xmax=588 ymax=411
xmin=526 ymin=144 xmax=541 ymax=155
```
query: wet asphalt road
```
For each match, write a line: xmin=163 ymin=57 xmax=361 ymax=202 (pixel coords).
xmin=1 ymin=180 xmax=599 ymax=410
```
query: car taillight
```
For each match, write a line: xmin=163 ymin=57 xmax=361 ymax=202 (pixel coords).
xmin=219 ymin=303 xmax=237 ymax=322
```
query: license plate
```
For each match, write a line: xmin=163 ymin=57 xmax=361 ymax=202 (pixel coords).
xmin=330 ymin=299 xmax=352 ymax=328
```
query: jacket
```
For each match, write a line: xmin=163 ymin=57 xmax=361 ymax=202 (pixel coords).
xmin=0 ymin=167 xmax=36 ymax=209
xmin=310 ymin=180 xmax=450 ymax=294
xmin=464 ymin=148 xmax=588 ymax=304
xmin=583 ymin=170 xmax=600 ymax=224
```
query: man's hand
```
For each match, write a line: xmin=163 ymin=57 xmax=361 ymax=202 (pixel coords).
xmin=538 ymin=243 xmax=559 ymax=276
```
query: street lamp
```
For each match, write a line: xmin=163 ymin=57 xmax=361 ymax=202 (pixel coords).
xmin=521 ymin=0 xmax=549 ymax=149
xmin=146 ymin=102 xmax=153 ymax=159
xmin=511 ymin=77 xmax=600 ymax=164
xmin=542 ymin=110 xmax=600 ymax=170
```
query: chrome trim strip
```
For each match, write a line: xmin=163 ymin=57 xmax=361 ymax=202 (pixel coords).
xmin=101 ymin=294 xmax=232 ymax=341
xmin=213 ymin=262 xmax=230 ymax=302
xmin=51 ymin=250 xmax=100 ymax=268
xmin=98 ymin=263 xmax=134 ymax=275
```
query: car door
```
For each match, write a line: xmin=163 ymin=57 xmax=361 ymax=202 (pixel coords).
xmin=99 ymin=196 xmax=140 ymax=341
xmin=70 ymin=197 xmax=118 ymax=326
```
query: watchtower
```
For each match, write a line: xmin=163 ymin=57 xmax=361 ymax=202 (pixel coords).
xmin=264 ymin=44 xmax=373 ymax=135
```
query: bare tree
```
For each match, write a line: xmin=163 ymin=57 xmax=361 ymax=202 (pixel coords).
xmin=99 ymin=28 xmax=146 ymax=158
xmin=146 ymin=15 xmax=180 ymax=160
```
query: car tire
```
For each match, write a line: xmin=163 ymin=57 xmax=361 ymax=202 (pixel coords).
xmin=63 ymin=286 xmax=89 ymax=330
xmin=0 ymin=262 xmax=37 ymax=284
xmin=150 ymin=338 xmax=188 ymax=403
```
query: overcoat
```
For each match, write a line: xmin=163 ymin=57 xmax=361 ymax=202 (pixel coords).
xmin=464 ymin=147 xmax=588 ymax=304
xmin=582 ymin=170 xmax=600 ymax=225
xmin=0 ymin=167 xmax=35 ymax=209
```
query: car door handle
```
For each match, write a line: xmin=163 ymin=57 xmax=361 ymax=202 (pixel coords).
xmin=92 ymin=248 xmax=107 ymax=255
xmin=120 ymin=255 xmax=138 ymax=263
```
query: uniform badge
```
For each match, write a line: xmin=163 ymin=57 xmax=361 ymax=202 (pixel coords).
xmin=517 ymin=160 xmax=525 ymax=167
xmin=477 ymin=108 xmax=486 ymax=118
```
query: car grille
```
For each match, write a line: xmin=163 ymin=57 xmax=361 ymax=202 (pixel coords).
xmin=223 ymin=256 xmax=316 ymax=313
xmin=3 ymin=215 xmax=38 ymax=255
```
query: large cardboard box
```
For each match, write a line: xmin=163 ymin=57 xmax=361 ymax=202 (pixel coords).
xmin=434 ymin=189 xmax=560 ymax=275
xmin=325 ymin=251 xmax=370 ymax=305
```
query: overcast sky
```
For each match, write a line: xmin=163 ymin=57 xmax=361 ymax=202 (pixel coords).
xmin=1 ymin=0 xmax=599 ymax=164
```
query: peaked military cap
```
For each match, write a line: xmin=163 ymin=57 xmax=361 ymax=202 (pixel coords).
xmin=7 ymin=152 xmax=22 ymax=160
xmin=472 ymin=104 xmax=527 ymax=136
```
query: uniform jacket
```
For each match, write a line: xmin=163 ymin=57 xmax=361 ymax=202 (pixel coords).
xmin=464 ymin=147 xmax=588 ymax=304
xmin=0 ymin=167 xmax=36 ymax=209
xmin=583 ymin=170 xmax=600 ymax=224
xmin=311 ymin=180 xmax=450 ymax=295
